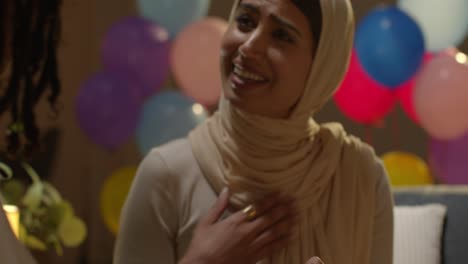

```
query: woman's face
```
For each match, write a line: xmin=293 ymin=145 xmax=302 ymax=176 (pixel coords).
xmin=221 ymin=0 xmax=316 ymax=118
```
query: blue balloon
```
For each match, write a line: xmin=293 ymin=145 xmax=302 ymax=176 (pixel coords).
xmin=355 ymin=6 xmax=425 ymax=88
xmin=137 ymin=0 xmax=211 ymax=36
xmin=136 ymin=91 xmax=208 ymax=155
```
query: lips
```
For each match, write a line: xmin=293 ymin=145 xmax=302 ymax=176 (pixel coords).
xmin=233 ymin=65 xmax=266 ymax=81
xmin=230 ymin=63 xmax=269 ymax=90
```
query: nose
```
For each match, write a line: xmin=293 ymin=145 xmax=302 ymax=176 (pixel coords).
xmin=238 ymin=29 xmax=268 ymax=59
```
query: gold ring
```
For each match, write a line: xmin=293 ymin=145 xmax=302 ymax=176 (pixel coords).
xmin=242 ymin=204 xmax=258 ymax=221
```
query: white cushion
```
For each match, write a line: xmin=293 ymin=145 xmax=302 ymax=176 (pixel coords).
xmin=393 ymin=204 xmax=447 ymax=264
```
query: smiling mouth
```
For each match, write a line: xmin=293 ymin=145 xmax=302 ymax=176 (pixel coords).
xmin=230 ymin=64 xmax=269 ymax=90
xmin=233 ymin=65 xmax=267 ymax=81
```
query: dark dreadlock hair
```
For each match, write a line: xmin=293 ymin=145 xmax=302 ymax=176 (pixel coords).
xmin=0 ymin=0 xmax=62 ymax=157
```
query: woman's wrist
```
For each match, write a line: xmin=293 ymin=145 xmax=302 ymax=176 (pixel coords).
xmin=178 ymin=256 xmax=194 ymax=264
xmin=178 ymin=253 xmax=208 ymax=264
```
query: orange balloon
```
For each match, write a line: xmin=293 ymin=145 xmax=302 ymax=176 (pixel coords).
xmin=381 ymin=152 xmax=433 ymax=186
xmin=171 ymin=17 xmax=228 ymax=107
xmin=100 ymin=167 xmax=137 ymax=235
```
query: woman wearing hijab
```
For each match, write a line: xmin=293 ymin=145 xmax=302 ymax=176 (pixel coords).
xmin=114 ymin=0 xmax=393 ymax=263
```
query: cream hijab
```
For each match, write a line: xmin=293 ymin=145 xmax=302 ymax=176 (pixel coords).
xmin=189 ymin=0 xmax=379 ymax=263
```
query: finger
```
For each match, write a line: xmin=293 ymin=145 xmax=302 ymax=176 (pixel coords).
xmin=201 ymin=187 xmax=230 ymax=225
xmin=252 ymin=234 xmax=291 ymax=262
xmin=305 ymin=256 xmax=324 ymax=264
xmin=223 ymin=192 xmax=283 ymax=226
xmin=250 ymin=213 xmax=298 ymax=251
xmin=247 ymin=198 xmax=297 ymax=236
xmin=254 ymin=192 xmax=282 ymax=215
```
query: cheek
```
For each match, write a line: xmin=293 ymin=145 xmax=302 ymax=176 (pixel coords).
xmin=277 ymin=55 xmax=307 ymax=81
xmin=275 ymin=54 xmax=311 ymax=97
xmin=220 ymin=33 xmax=235 ymax=75
xmin=220 ymin=31 xmax=239 ymax=69
xmin=289 ymin=55 xmax=311 ymax=84
xmin=220 ymin=27 xmax=242 ymax=56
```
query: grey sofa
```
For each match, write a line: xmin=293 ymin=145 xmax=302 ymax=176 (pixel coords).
xmin=393 ymin=185 xmax=468 ymax=264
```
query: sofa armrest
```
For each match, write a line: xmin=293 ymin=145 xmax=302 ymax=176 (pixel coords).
xmin=393 ymin=185 xmax=468 ymax=264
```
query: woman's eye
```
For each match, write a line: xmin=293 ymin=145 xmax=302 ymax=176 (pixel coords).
xmin=273 ymin=29 xmax=294 ymax=43
xmin=235 ymin=14 xmax=256 ymax=31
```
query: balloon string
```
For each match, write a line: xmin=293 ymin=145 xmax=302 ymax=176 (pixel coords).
xmin=363 ymin=125 xmax=373 ymax=146
xmin=427 ymin=137 xmax=437 ymax=183
xmin=427 ymin=135 xmax=451 ymax=185
xmin=440 ymin=137 xmax=450 ymax=185
xmin=391 ymin=111 xmax=400 ymax=150
xmin=109 ymin=151 xmax=128 ymax=170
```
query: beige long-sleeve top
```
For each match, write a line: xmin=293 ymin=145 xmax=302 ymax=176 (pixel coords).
xmin=114 ymin=138 xmax=393 ymax=264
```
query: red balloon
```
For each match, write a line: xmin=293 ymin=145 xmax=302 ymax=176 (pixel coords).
xmin=396 ymin=53 xmax=433 ymax=124
xmin=334 ymin=50 xmax=396 ymax=124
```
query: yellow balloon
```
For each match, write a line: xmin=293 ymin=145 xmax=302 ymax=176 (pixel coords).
xmin=100 ymin=166 xmax=137 ymax=235
xmin=381 ymin=152 xmax=433 ymax=186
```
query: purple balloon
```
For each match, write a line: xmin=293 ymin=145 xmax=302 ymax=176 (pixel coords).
xmin=429 ymin=133 xmax=468 ymax=184
xmin=76 ymin=71 xmax=141 ymax=150
xmin=102 ymin=17 xmax=170 ymax=100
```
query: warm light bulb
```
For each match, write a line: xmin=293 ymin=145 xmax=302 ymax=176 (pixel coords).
xmin=455 ymin=52 xmax=467 ymax=64
xmin=151 ymin=27 xmax=169 ymax=42
xmin=3 ymin=205 xmax=19 ymax=238
xmin=192 ymin=104 xmax=205 ymax=115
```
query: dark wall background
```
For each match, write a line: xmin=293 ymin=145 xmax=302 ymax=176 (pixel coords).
xmin=32 ymin=0 xmax=466 ymax=263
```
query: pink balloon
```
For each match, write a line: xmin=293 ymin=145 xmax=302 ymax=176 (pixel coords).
xmin=396 ymin=53 xmax=433 ymax=124
xmin=334 ymin=50 xmax=396 ymax=124
xmin=171 ymin=17 xmax=228 ymax=107
xmin=414 ymin=48 xmax=468 ymax=140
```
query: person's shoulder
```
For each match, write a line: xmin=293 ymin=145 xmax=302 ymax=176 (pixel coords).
xmin=150 ymin=137 xmax=196 ymax=170
xmin=345 ymin=134 xmax=389 ymax=185
xmin=137 ymin=138 xmax=198 ymax=184
xmin=324 ymin=124 xmax=385 ymax=179
xmin=321 ymin=123 xmax=376 ymax=160
xmin=344 ymin=134 xmax=376 ymax=161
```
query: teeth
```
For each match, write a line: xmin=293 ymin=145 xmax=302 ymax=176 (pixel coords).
xmin=234 ymin=66 xmax=265 ymax=81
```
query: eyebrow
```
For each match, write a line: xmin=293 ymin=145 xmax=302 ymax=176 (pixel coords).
xmin=239 ymin=3 xmax=259 ymax=14
xmin=269 ymin=14 xmax=302 ymax=38
xmin=238 ymin=3 xmax=302 ymax=38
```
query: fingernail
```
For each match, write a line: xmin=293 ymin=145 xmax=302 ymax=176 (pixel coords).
xmin=311 ymin=257 xmax=324 ymax=264
xmin=221 ymin=187 xmax=228 ymax=196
